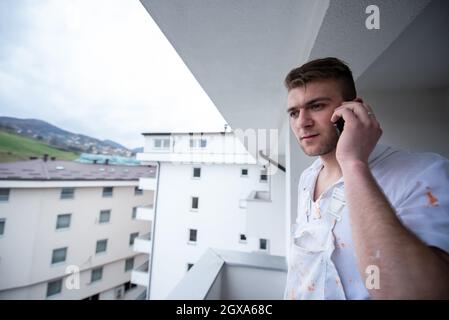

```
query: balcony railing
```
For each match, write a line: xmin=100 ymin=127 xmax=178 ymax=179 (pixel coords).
xmin=131 ymin=260 xmax=150 ymax=287
xmin=133 ymin=232 xmax=152 ymax=254
xmin=167 ymin=249 xmax=287 ymax=300
xmin=139 ymin=177 xmax=157 ymax=191
xmin=136 ymin=205 xmax=154 ymax=221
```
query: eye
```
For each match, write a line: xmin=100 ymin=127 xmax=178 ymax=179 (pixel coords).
xmin=289 ymin=110 xmax=299 ymax=118
xmin=310 ymin=104 xmax=324 ymax=110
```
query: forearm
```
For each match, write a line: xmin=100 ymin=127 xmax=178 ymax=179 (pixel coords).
xmin=342 ymin=161 xmax=449 ymax=299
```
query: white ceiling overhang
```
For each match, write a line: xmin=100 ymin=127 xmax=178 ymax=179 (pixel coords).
xmin=139 ymin=0 xmax=435 ymax=156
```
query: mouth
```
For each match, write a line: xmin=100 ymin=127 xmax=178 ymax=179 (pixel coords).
xmin=300 ymin=134 xmax=319 ymax=141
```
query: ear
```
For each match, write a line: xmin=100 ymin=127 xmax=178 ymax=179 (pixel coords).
xmin=354 ymin=97 xmax=364 ymax=103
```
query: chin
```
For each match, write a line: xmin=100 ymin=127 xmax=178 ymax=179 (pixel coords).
xmin=301 ymin=140 xmax=337 ymax=157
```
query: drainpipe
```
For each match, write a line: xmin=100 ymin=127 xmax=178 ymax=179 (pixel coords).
xmin=147 ymin=161 xmax=161 ymax=300
xmin=258 ymin=150 xmax=286 ymax=201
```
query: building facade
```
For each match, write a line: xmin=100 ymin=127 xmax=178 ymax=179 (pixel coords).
xmin=0 ymin=159 xmax=155 ymax=300
xmin=134 ymin=131 xmax=285 ymax=299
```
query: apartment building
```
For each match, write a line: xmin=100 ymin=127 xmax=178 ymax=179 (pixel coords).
xmin=134 ymin=131 xmax=285 ymax=299
xmin=0 ymin=158 xmax=156 ymax=300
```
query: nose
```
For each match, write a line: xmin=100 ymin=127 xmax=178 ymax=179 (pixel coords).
xmin=294 ymin=109 xmax=313 ymax=130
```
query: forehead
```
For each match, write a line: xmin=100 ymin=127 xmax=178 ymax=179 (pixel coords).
xmin=287 ymin=79 xmax=342 ymax=107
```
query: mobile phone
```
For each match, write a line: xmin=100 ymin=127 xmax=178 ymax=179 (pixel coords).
xmin=334 ymin=117 xmax=345 ymax=137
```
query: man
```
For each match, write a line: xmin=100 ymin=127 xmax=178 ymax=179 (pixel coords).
xmin=284 ymin=57 xmax=449 ymax=299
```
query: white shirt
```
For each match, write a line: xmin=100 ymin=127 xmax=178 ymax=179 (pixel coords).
xmin=292 ymin=144 xmax=449 ymax=299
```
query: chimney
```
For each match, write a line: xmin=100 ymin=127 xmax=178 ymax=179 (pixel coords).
xmin=105 ymin=159 xmax=109 ymax=165
xmin=43 ymin=154 xmax=48 ymax=162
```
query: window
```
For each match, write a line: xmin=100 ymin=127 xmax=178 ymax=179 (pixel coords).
xmin=0 ymin=218 xmax=5 ymax=236
xmin=191 ymin=197 xmax=199 ymax=210
xmin=259 ymin=238 xmax=269 ymax=251
xmin=46 ymin=279 xmax=62 ymax=297
xmin=239 ymin=234 xmax=247 ymax=244
xmin=125 ymin=257 xmax=134 ymax=272
xmin=96 ymin=239 xmax=108 ymax=254
xmin=51 ymin=247 xmax=67 ymax=264
xmin=187 ymin=263 xmax=194 ymax=271
xmin=153 ymin=138 xmax=170 ymax=149
xmin=260 ymin=169 xmax=268 ymax=182
xmin=189 ymin=138 xmax=207 ymax=148
xmin=99 ymin=210 xmax=111 ymax=224
xmin=56 ymin=214 xmax=71 ymax=230
xmin=192 ymin=167 xmax=201 ymax=178
xmin=129 ymin=232 xmax=139 ymax=246
xmin=132 ymin=207 xmax=137 ymax=220
xmin=91 ymin=267 xmax=103 ymax=282
xmin=0 ymin=188 xmax=10 ymax=202
xmin=134 ymin=186 xmax=143 ymax=196
xmin=241 ymin=169 xmax=248 ymax=177
xmin=188 ymin=229 xmax=197 ymax=243
xmin=102 ymin=187 xmax=113 ymax=197
xmin=60 ymin=188 xmax=74 ymax=199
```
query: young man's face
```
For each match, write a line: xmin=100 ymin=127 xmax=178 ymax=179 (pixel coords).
xmin=287 ymin=79 xmax=345 ymax=157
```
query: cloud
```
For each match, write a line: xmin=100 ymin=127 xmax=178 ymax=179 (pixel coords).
xmin=0 ymin=0 xmax=226 ymax=149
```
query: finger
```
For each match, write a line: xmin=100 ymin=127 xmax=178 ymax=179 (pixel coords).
xmin=363 ymin=103 xmax=375 ymax=117
xmin=335 ymin=102 xmax=371 ymax=125
xmin=331 ymin=107 xmax=357 ymax=124
xmin=363 ymin=103 xmax=381 ymax=127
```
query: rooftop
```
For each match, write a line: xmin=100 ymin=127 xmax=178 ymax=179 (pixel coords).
xmin=0 ymin=159 xmax=156 ymax=181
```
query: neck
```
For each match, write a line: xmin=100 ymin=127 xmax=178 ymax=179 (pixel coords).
xmin=319 ymin=148 xmax=342 ymax=178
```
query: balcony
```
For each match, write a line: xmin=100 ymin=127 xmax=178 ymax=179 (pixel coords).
xmin=131 ymin=260 xmax=150 ymax=287
xmin=133 ymin=232 xmax=152 ymax=254
xmin=123 ymin=285 xmax=147 ymax=300
xmin=136 ymin=205 xmax=154 ymax=221
xmin=167 ymin=249 xmax=287 ymax=299
xmin=139 ymin=177 xmax=157 ymax=191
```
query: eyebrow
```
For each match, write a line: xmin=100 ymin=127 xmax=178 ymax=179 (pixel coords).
xmin=287 ymin=97 xmax=332 ymax=113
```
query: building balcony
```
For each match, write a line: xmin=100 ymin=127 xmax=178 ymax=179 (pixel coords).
xmin=139 ymin=177 xmax=157 ymax=191
xmin=133 ymin=232 xmax=152 ymax=254
xmin=167 ymin=249 xmax=287 ymax=300
xmin=136 ymin=205 xmax=154 ymax=221
xmin=131 ymin=260 xmax=150 ymax=287
xmin=123 ymin=285 xmax=147 ymax=300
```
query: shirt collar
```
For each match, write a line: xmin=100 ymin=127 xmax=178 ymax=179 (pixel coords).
xmin=309 ymin=143 xmax=391 ymax=171
xmin=305 ymin=144 xmax=393 ymax=195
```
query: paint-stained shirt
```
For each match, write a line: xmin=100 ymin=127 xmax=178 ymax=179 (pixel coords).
xmin=294 ymin=144 xmax=449 ymax=299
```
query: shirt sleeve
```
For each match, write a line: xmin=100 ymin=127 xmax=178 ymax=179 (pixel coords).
xmin=395 ymin=156 xmax=449 ymax=254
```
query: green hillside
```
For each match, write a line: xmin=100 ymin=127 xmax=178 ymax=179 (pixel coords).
xmin=0 ymin=130 xmax=79 ymax=162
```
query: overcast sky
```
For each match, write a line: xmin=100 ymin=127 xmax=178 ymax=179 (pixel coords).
xmin=0 ymin=0 xmax=227 ymax=149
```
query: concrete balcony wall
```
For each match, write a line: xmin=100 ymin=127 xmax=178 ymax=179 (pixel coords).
xmin=139 ymin=177 xmax=157 ymax=191
xmin=133 ymin=233 xmax=152 ymax=254
xmin=131 ymin=261 xmax=150 ymax=287
xmin=136 ymin=205 xmax=154 ymax=221
xmin=168 ymin=249 xmax=286 ymax=300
